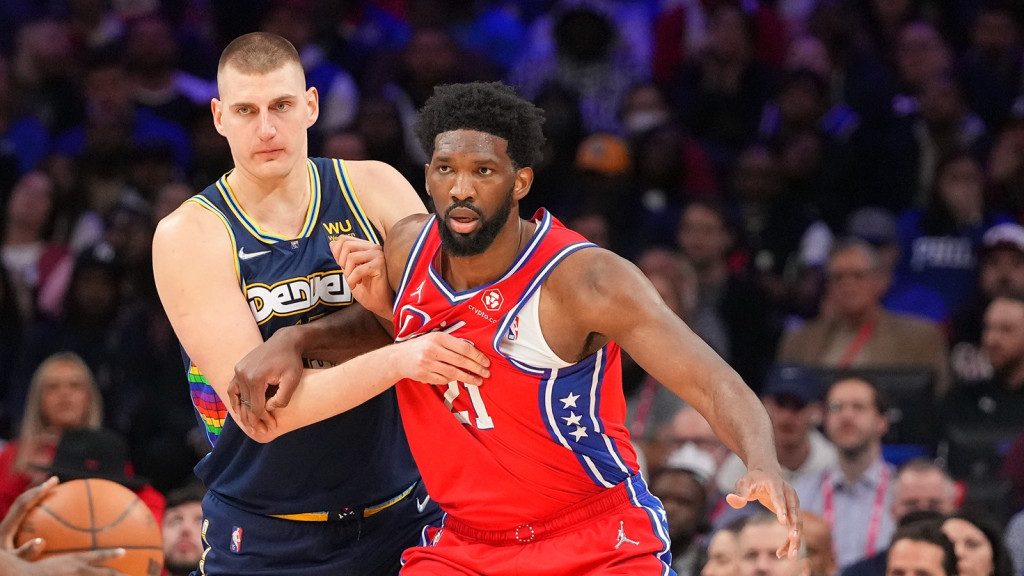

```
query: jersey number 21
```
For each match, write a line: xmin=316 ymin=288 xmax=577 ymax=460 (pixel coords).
xmin=444 ymin=381 xmax=494 ymax=430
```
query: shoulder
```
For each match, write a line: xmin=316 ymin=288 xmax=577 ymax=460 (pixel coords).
xmin=154 ymin=198 xmax=225 ymax=242
xmin=882 ymin=311 xmax=943 ymax=336
xmin=784 ymin=318 xmax=832 ymax=341
xmin=544 ymin=247 xmax=657 ymax=322
xmin=383 ymin=213 xmax=432 ymax=283
xmin=334 ymin=159 xmax=425 ymax=238
xmin=153 ymin=198 xmax=233 ymax=264
xmin=546 ymin=246 xmax=634 ymax=298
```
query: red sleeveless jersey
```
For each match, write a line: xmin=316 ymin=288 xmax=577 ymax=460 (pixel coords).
xmin=392 ymin=210 xmax=640 ymax=530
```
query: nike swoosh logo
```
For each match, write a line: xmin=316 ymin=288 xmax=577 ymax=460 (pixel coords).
xmin=416 ymin=496 xmax=431 ymax=513
xmin=238 ymin=247 xmax=271 ymax=260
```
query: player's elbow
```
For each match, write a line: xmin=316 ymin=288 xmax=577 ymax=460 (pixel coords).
xmin=237 ymin=423 xmax=285 ymax=444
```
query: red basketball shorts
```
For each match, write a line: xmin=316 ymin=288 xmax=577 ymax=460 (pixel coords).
xmin=400 ymin=474 xmax=676 ymax=576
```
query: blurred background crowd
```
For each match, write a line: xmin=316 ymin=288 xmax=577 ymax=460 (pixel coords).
xmin=0 ymin=0 xmax=1022 ymax=574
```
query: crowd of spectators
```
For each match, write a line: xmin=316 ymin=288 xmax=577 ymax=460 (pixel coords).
xmin=0 ymin=1 xmax=1022 ymax=571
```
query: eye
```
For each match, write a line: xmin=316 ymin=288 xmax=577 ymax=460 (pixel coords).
xmin=437 ymin=165 xmax=452 ymax=173
xmin=237 ymin=106 xmax=251 ymax=115
xmin=276 ymin=102 xmax=290 ymax=111
xmin=478 ymin=167 xmax=493 ymax=175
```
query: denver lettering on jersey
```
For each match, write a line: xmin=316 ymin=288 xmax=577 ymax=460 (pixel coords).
xmin=322 ymin=220 xmax=353 ymax=241
xmin=247 ymin=271 xmax=352 ymax=324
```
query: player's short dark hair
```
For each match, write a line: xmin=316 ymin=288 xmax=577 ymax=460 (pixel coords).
xmin=888 ymin=518 xmax=957 ymax=576
xmin=414 ymin=82 xmax=546 ymax=170
xmin=164 ymin=482 xmax=207 ymax=511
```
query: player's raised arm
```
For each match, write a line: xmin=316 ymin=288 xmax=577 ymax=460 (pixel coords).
xmin=545 ymin=247 xmax=802 ymax=560
xmin=342 ymin=160 xmax=429 ymax=241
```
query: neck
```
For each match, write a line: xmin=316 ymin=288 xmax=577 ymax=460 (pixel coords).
xmin=838 ymin=443 xmax=880 ymax=482
xmin=777 ymin=437 xmax=811 ymax=471
xmin=442 ymin=218 xmax=527 ymax=292
xmin=226 ymin=158 xmax=311 ymax=235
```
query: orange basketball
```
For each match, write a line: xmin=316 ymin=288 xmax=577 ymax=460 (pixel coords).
xmin=14 ymin=478 xmax=164 ymax=576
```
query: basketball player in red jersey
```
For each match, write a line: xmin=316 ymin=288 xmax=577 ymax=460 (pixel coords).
xmin=322 ymin=82 xmax=803 ymax=575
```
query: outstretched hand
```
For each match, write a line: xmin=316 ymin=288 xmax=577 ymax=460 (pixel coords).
xmin=331 ymin=236 xmax=393 ymax=319
xmin=228 ymin=329 xmax=304 ymax=435
xmin=393 ymin=332 xmax=491 ymax=386
xmin=726 ymin=468 xmax=802 ymax=560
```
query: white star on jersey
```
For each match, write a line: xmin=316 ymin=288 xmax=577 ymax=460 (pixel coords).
xmin=560 ymin=392 xmax=580 ymax=409
xmin=562 ymin=412 xmax=582 ymax=426
xmin=569 ymin=426 xmax=588 ymax=441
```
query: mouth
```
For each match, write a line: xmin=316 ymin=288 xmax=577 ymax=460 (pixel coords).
xmin=254 ymin=148 xmax=284 ymax=158
xmin=446 ymin=207 xmax=481 ymax=235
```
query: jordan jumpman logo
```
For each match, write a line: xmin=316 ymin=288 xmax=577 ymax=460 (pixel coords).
xmin=410 ymin=280 xmax=425 ymax=304
xmin=615 ymin=521 xmax=640 ymax=549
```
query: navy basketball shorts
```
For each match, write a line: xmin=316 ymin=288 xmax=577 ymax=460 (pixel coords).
xmin=194 ymin=481 xmax=441 ymax=576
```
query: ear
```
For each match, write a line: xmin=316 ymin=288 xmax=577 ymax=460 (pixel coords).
xmin=211 ymin=98 xmax=226 ymax=136
xmin=513 ymin=167 xmax=533 ymax=201
xmin=305 ymin=86 xmax=319 ymax=128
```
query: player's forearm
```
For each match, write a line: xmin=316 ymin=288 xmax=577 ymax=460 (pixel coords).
xmin=705 ymin=373 xmax=782 ymax=474
xmin=280 ymin=304 xmax=393 ymax=364
xmin=247 ymin=346 xmax=402 ymax=442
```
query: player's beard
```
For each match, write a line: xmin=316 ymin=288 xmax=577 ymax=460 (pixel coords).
xmin=439 ymin=186 xmax=515 ymax=257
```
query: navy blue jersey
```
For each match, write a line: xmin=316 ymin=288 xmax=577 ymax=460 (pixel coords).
xmin=183 ymin=157 xmax=419 ymax=515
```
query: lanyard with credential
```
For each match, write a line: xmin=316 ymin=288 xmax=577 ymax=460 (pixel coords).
xmin=837 ymin=319 xmax=877 ymax=368
xmin=822 ymin=465 xmax=890 ymax=557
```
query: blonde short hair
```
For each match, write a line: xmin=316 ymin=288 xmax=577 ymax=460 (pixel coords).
xmin=217 ymin=32 xmax=302 ymax=82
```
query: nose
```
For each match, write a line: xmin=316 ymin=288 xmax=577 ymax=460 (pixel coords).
xmin=257 ymin=110 xmax=276 ymax=141
xmin=449 ymin=171 xmax=474 ymax=200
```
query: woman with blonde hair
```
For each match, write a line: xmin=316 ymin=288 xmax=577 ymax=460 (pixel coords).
xmin=0 ymin=351 xmax=102 ymax=516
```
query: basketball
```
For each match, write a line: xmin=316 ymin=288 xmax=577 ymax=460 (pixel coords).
xmin=14 ymin=478 xmax=164 ymax=576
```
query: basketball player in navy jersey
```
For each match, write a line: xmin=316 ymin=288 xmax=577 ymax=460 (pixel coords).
xmin=326 ymin=82 xmax=804 ymax=574
xmin=152 ymin=33 xmax=489 ymax=575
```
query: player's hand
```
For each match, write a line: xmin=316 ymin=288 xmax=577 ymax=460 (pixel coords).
xmin=1 ymin=476 xmax=58 ymax=553
xmin=392 ymin=333 xmax=491 ymax=386
xmin=726 ymin=468 xmax=802 ymax=560
xmin=330 ymin=236 xmax=393 ymax=319
xmin=228 ymin=327 xmax=304 ymax=435
xmin=20 ymin=546 xmax=128 ymax=575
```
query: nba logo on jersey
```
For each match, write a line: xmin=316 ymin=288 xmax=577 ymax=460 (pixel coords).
xmin=507 ymin=316 xmax=519 ymax=341
xmin=230 ymin=526 xmax=243 ymax=553
xmin=482 ymin=288 xmax=503 ymax=311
